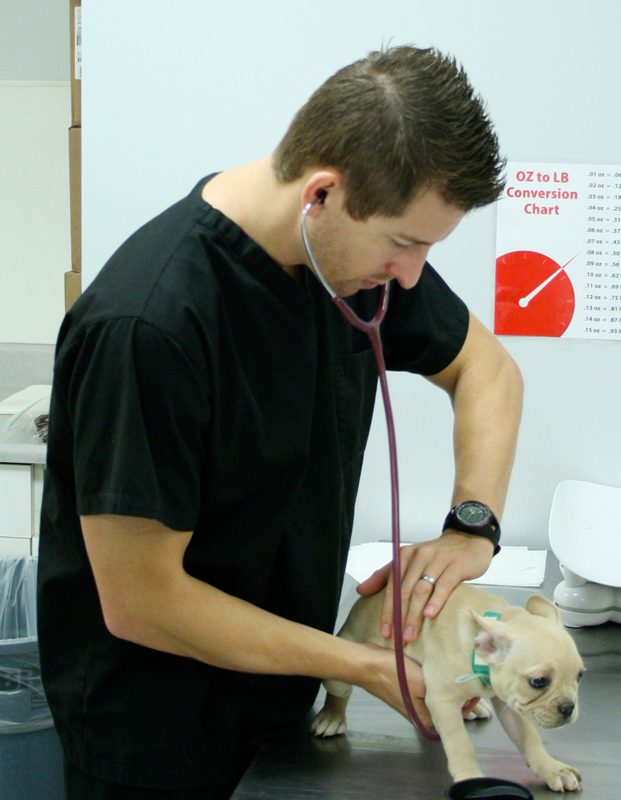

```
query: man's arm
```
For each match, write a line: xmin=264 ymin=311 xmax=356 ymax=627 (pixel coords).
xmin=80 ymin=513 xmax=431 ymax=725
xmin=358 ymin=312 xmax=523 ymax=640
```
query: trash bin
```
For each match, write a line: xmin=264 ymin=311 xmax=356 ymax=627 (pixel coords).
xmin=0 ymin=556 xmax=65 ymax=800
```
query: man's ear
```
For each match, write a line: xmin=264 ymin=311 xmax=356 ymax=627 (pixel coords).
xmin=525 ymin=594 xmax=562 ymax=624
xmin=300 ymin=169 xmax=343 ymax=213
xmin=471 ymin=611 xmax=513 ymax=666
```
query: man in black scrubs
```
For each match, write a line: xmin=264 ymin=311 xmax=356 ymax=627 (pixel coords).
xmin=37 ymin=45 xmax=523 ymax=799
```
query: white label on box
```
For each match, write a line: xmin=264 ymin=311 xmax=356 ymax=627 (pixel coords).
xmin=75 ymin=7 xmax=82 ymax=81
xmin=0 ymin=464 xmax=32 ymax=538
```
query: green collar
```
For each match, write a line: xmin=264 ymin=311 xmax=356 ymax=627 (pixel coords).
xmin=456 ymin=611 xmax=502 ymax=688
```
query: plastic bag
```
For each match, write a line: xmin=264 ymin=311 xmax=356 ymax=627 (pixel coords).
xmin=0 ymin=557 xmax=53 ymax=732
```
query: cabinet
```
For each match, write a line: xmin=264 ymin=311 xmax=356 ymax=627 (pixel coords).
xmin=0 ymin=463 xmax=44 ymax=556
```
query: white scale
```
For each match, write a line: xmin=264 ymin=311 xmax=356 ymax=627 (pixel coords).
xmin=549 ymin=480 xmax=621 ymax=627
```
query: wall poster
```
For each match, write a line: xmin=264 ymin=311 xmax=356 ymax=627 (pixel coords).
xmin=495 ymin=161 xmax=621 ymax=340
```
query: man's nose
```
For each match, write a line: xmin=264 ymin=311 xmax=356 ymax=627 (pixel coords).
xmin=386 ymin=251 xmax=428 ymax=290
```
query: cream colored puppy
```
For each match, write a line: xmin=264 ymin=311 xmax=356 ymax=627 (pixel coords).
xmin=312 ymin=583 xmax=584 ymax=792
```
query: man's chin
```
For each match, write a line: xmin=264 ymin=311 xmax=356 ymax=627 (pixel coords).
xmin=338 ymin=280 xmax=376 ymax=297
xmin=319 ymin=278 xmax=377 ymax=298
xmin=327 ymin=282 xmax=356 ymax=298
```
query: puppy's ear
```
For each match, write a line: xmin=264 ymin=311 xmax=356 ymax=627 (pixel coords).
xmin=471 ymin=612 xmax=512 ymax=665
xmin=525 ymin=594 xmax=561 ymax=624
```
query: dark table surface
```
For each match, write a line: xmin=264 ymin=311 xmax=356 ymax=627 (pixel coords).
xmin=232 ymin=555 xmax=620 ymax=798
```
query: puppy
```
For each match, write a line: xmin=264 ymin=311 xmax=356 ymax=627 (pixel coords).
xmin=312 ymin=583 xmax=584 ymax=792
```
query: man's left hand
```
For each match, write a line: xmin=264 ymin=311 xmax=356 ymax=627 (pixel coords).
xmin=356 ymin=532 xmax=494 ymax=642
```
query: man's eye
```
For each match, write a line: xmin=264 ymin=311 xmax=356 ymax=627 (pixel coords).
xmin=528 ymin=676 xmax=549 ymax=690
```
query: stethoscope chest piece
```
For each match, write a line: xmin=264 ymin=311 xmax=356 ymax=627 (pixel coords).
xmin=447 ymin=777 xmax=534 ymax=799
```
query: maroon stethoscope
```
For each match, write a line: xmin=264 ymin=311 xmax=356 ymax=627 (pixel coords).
xmin=301 ymin=201 xmax=439 ymax=741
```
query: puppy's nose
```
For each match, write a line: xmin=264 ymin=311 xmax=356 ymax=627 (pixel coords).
xmin=558 ymin=702 xmax=575 ymax=719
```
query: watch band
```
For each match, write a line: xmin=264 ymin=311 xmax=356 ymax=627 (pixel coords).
xmin=442 ymin=501 xmax=501 ymax=555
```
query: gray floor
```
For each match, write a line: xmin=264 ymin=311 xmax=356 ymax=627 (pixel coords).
xmin=232 ymin=559 xmax=620 ymax=798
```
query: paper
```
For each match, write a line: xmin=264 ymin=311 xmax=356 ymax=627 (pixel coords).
xmin=495 ymin=161 xmax=621 ymax=340
xmin=345 ymin=543 xmax=547 ymax=587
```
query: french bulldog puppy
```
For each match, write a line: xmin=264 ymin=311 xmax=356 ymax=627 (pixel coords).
xmin=312 ymin=583 xmax=584 ymax=792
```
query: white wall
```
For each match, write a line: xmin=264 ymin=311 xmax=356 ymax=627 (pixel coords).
xmin=0 ymin=82 xmax=70 ymax=344
xmin=80 ymin=0 xmax=621 ymax=548
xmin=0 ymin=0 xmax=69 ymax=81
xmin=0 ymin=0 xmax=70 ymax=345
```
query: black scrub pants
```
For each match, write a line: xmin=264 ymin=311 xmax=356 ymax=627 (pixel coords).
xmin=63 ymin=758 xmax=237 ymax=800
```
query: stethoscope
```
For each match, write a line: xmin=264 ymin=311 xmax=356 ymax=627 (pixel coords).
xmin=301 ymin=201 xmax=440 ymax=742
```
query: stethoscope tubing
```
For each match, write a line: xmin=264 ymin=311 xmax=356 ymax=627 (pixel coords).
xmin=300 ymin=204 xmax=440 ymax=742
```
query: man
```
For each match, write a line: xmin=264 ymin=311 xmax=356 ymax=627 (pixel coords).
xmin=37 ymin=45 xmax=523 ymax=798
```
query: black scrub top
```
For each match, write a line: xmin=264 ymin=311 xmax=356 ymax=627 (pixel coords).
xmin=37 ymin=177 xmax=469 ymax=791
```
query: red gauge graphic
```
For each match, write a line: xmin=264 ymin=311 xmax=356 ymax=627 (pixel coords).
xmin=495 ymin=250 xmax=576 ymax=337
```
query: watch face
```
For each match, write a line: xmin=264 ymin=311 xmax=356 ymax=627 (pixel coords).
xmin=456 ymin=501 xmax=490 ymax=527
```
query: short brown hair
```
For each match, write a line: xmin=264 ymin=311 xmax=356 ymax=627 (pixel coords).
xmin=273 ymin=45 xmax=505 ymax=219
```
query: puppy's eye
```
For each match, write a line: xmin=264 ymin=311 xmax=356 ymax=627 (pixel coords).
xmin=528 ymin=676 xmax=549 ymax=690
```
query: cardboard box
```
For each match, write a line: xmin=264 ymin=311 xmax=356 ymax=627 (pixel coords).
xmin=64 ymin=270 xmax=82 ymax=311
xmin=69 ymin=0 xmax=82 ymax=126
xmin=69 ymin=126 xmax=81 ymax=271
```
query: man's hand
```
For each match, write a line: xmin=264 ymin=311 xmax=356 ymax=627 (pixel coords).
xmin=360 ymin=644 xmax=482 ymax=732
xmin=361 ymin=644 xmax=432 ymax=728
xmin=356 ymin=532 xmax=494 ymax=642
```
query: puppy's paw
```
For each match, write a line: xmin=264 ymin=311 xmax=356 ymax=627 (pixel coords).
xmin=542 ymin=760 xmax=582 ymax=792
xmin=311 ymin=707 xmax=347 ymax=738
xmin=464 ymin=698 xmax=493 ymax=722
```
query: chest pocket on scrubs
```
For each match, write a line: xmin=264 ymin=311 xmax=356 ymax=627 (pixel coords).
xmin=333 ymin=349 xmax=378 ymax=470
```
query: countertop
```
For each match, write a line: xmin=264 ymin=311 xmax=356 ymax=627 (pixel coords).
xmin=232 ymin=557 xmax=620 ymax=799
xmin=0 ymin=431 xmax=47 ymax=464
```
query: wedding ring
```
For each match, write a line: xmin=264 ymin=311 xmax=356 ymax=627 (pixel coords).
xmin=420 ymin=574 xmax=436 ymax=587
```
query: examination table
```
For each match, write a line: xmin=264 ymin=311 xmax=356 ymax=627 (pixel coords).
xmin=232 ymin=555 xmax=619 ymax=799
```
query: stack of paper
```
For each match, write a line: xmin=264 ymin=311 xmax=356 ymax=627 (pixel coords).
xmin=0 ymin=386 xmax=51 ymax=416
xmin=0 ymin=385 xmax=51 ymax=433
